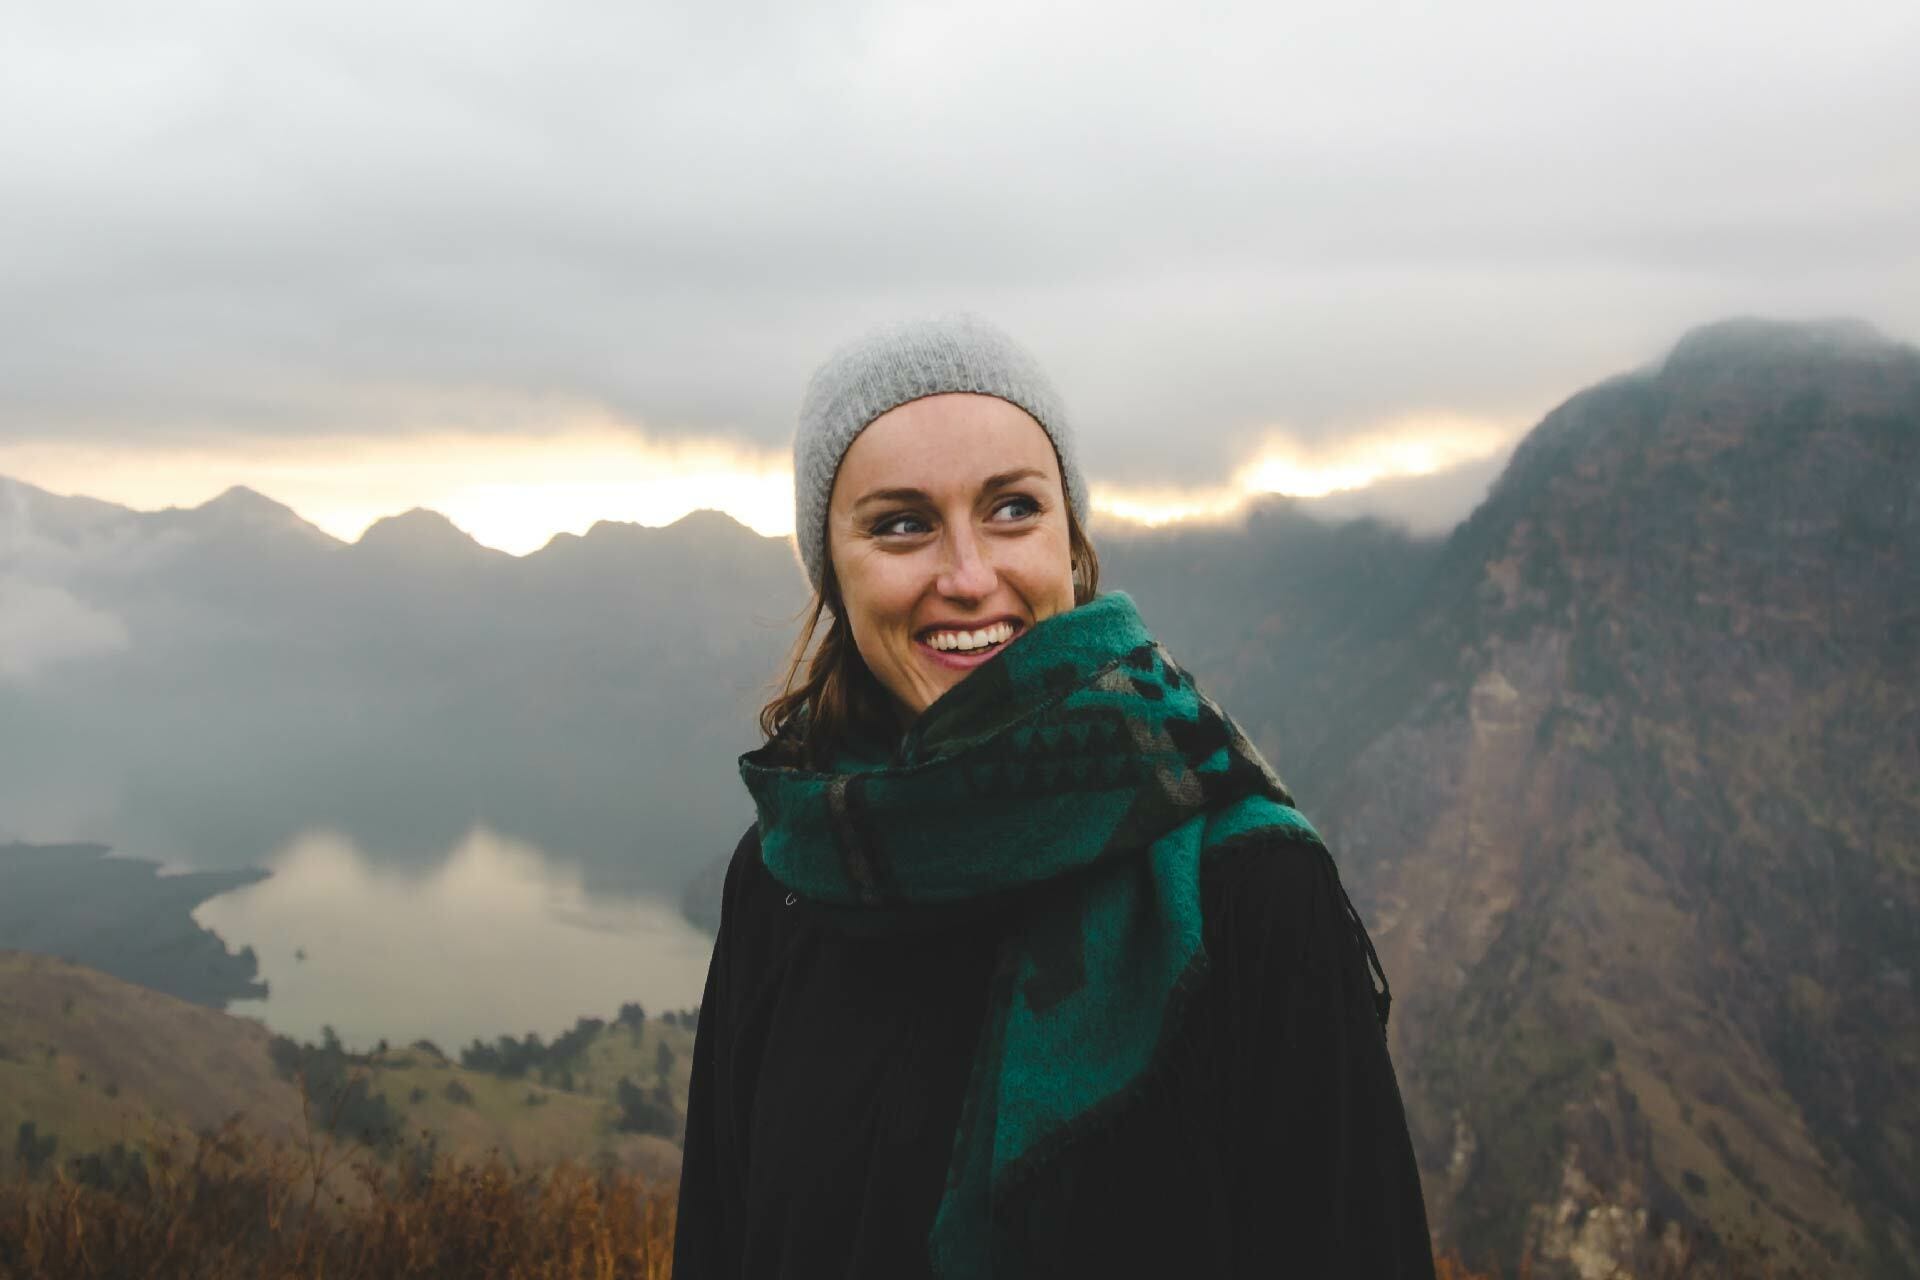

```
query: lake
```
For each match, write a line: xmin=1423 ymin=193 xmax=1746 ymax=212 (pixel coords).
xmin=192 ymin=825 xmax=717 ymax=1053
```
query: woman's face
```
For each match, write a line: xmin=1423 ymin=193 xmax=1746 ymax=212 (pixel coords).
xmin=826 ymin=392 xmax=1077 ymax=728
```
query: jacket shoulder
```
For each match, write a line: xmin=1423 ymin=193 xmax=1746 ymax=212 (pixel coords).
xmin=1200 ymin=828 xmax=1392 ymax=1030
xmin=710 ymin=820 xmax=788 ymax=971
xmin=718 ymin=820 xmax=768 ymax=922
xmin=1199 ymin=826 xmax=1339 ymax=920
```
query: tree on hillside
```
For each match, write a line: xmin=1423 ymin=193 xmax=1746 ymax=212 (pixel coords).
xmin=401 ymin=1129 xmax=439 ymax=1193
xmin=655 ymin=1005 xmax=700 ymax=1030
xmin=460 ymin=1017 xmax=610 ymax=1084
xmin=14 ymin=1122 xmax=57 ymax=1178
xmin=547 ymin=1016 xmax=605 ymax=1066
xmin=68 ymin=1141 xmax=148 ymax=1195
xmin=266 ymin=1033 xmax=402 ymax=1151
xmin=461 ymin=1032 xmax=546 ymax=1078
xmin=460 ymin=1037 xmax=499 ymax=1073
xmin=613 ymin=1076 xmax=676 ymax=1138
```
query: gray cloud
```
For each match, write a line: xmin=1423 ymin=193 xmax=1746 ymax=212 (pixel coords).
xmin=4 ymin=0 xmax=1918 ymax=487
xmin=0 ymin=577 xmax=130 ymax=682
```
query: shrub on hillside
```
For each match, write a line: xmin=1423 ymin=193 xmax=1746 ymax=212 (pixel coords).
xmin=547 ymin=1017 xmax=605 ymax=1064
xmin=66 ymin=1144 xmax=147 ymax=1197
xmin=266 ymin=1034 xmax=402 ymax=1151
xmin=460 ymin=1032 xmax=544 ymax=1078
xmin=460 ymin=1014 xmax=616 ymax=1083
xmin=613 ymin=1078 xmax=678 ymax=1139
xmin=11 ymin=1126 xmax=56 ymax=1181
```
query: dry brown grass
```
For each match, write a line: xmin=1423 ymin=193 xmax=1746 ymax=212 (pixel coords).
xmin=0 ymin=1146 xmax=1831 ymax=1280
xmin=0 ymin=1079 xmax=1829 ymax=1280
xmin=0 ymin=1113 xmax=678 ymax=1280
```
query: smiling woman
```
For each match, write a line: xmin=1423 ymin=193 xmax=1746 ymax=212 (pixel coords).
xmin=827 ymin=395 xmax=1082 ymax=729
xmin=673 ymin=314 xmax=1435 ymax=1279
xmin=753 ymin=316 xmax=1102 ymax=769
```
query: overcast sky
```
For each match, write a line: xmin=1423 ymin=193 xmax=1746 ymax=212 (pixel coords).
xmin=3 ymin=0 xmax=1917 ymax=547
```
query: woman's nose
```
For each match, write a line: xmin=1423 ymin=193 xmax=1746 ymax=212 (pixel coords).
xmin=936 ymin=527 xmax=997 ymax=597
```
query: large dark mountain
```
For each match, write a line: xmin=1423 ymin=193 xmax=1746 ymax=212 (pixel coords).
xmin=1310 ymin=317 xmax=1918 ymax=1277
xmin=1 ymin=315 xmax=1913 ymax=1274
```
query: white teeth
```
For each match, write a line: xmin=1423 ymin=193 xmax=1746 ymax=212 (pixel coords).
xmin=925 ymin=622 xmax=1014 ymax=652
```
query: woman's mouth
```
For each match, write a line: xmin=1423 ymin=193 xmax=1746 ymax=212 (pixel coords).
xmin=916 ymin=620 xmax=1022 ymax=670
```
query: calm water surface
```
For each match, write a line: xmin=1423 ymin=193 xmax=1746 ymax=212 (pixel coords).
xmin=192 ymin=826 xmax=716 ymax=1052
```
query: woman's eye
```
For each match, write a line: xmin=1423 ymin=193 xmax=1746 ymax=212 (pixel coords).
xmin=872 ymin=496 xmax=1038 ymax=539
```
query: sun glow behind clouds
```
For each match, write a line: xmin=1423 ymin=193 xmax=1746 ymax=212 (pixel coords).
xmin=0 ymin=411 xmax=1519 ymax=550
xmin=1091 ymin=412 xmax=1518 ymax=527
xmin=0 ymin=425 xmax=797 ymax=554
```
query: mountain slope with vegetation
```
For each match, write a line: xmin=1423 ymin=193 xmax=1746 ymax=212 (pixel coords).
xmin=1294 ymin=318 xmax=1919 ymax=1278
xmin=0 ymin=953 xmax=694 ymax=1189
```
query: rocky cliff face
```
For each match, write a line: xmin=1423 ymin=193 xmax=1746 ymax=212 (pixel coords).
xmin=1301 ymin=319 xmax=1920 ymax=1277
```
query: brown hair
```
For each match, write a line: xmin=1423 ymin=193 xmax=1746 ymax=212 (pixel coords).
xmin=756 ymin=503 xmax=1102 ymax=770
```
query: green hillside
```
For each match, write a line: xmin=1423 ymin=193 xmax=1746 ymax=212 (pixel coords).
xmin=0 ymin=952 xmax=695 ymax=1189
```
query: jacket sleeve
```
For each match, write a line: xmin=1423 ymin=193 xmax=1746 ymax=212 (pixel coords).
xmin=1212 ymin=835 xmax=1437 ymax=1278
xmin=671 ymin=827 xmax=756 ymax=1279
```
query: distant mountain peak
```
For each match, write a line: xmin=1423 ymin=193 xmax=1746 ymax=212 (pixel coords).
xmin=198 ymin=485 xmax=294 ymax=517
xmin=354 ymin=507 xmax=490 ymax=557
xmin=662 ymin=508 xmax=757 ymax=538
xmin=0 ymin=474 xmax=137 ymax=528
xmin=387 ymin=506 xmax=456 ymax=527
xmin=177 ymin=485 xmax=336 ymax=545
xmin=565 ymin=509 xmax=763 ymax=546
xmin=1662 ymin=315 xmax=1902 ymax=376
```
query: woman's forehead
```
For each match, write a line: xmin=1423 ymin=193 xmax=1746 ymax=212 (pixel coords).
xmin=833 ymin=394 xmax=1060 ymax=502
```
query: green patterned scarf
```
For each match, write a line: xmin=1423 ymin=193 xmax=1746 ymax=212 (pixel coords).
xmin=738 ymin=589 xmax=1371 ymax=1278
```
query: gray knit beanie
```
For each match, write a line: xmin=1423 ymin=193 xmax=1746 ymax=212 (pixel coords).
xmin=790 ymin=313 xmax=1090 ymax=595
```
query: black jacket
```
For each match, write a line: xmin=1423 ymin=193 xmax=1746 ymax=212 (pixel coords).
xmin=672 ymin=821 xmax=1436 ymax=1278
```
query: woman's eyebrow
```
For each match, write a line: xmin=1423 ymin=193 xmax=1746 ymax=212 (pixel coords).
xmin=852 ymin=468 xmax=1048 ymax=510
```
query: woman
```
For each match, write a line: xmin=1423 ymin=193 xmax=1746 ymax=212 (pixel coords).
xmin=673 ymin=314 xmax=1435 ymax=1278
